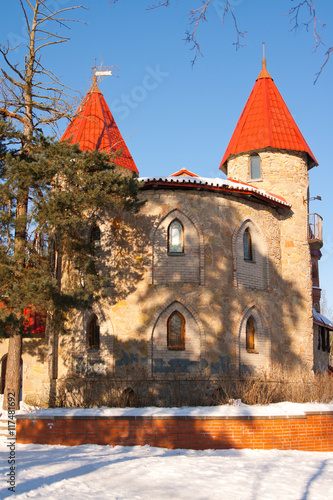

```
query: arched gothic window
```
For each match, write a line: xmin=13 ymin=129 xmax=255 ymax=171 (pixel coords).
xmin=246 ymin=316 xmax=258 ymax=353
xmin=167 ymin=311 xmax=185 ymax=350
xmin=90 ymin=225 xmax=101 ymax=255
xmin=88 ymin=314 xmax=100 ymax=349
xmin=243 ymin=228 xmax=253 ymax=261
xmin=250 ymin=153 xmax=261 ymax=180
xmin=168 ymin=219 xmax=184 ymax=254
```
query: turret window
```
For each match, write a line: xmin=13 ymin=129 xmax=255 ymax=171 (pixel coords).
xmin=250 ymin=154 xmax=261 ymax=180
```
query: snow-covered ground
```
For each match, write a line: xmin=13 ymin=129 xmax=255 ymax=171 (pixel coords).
xmin=0 ymin=441 xmax=333 ymax=499
xmin=1 ymin=397 xmax=333 ymax=499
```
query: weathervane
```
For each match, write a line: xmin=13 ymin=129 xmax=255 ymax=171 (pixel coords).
xmin=91 ymin=63 xmax=119 ymax=86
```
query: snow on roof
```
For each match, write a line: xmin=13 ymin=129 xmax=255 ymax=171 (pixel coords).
xmin=313 ymin=308 xmax=333 ymax=329
xmin=139 ymin=174 xmax=291 ymax=208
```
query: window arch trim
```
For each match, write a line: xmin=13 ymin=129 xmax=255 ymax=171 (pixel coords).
xmin=167 ymin=311 xmax=185 ymax=350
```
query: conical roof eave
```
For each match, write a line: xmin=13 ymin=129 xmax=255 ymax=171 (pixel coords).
xmin=220 ymin=65 xmax=318 ymax=172
xmin=61 ymin=84 xmax=138 ymax=173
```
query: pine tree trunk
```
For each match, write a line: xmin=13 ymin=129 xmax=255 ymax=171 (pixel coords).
xmin=3 ymin=192 xmax=28 ymax=410
xmin=3 ymin=333 xmax=22 ymax=411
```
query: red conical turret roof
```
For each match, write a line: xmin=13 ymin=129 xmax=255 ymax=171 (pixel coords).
xmin=220 ymin=59 xmax=318 ymax=172
xmin=61 ymin=84 xmax=138 ymax=173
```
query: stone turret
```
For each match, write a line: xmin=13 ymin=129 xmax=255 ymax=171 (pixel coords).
xmin=220 ymin=57 xmax=320 ymax=370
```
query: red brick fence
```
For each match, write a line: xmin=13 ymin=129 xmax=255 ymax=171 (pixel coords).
xmin=17 ymin=411 xmax=333 ymax=451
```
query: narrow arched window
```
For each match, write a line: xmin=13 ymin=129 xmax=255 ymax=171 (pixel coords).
xmin=88 ymin=314 xmax=100 ymax=349
xmin=168 ymin=220 xmax=184 ymax=254
xmin=243 ymin=228 xmax=253 ymax=261
xmin=250 ymin=154 xmax=261 ymax=180
xmin=90 ymin=225 xmax=101 ymax=255
xmin=167 ymin=311 xmax=185 ymax=350
xmin=246 ymin=316 xmax=257 ymax=353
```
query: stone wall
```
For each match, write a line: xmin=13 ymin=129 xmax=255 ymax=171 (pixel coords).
xmin=227 ymin=149 xmax=313 ymax=370
xmin=55 ymin=157 xmax=314 ymax=389
xmin=0 ymin=337 xmax=50 ymax=407
xmin=0 ymin=149 xmax=317 ymax=404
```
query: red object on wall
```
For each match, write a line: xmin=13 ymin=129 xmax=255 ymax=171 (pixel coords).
xmin=23 ymin=308 xmax=46 ymax=335
xmin=0 ymin=302 xmax=45 ymax=335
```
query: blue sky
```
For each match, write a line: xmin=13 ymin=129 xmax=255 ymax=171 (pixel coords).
xmin=1 ymin=0 xmax=333 ymax=311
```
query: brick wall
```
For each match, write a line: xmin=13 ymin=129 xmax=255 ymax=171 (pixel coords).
xmin=152 ymin=209 xmax=200 ymax=284
xmin=236 ymin=305 xmax=271 ymax=374
xmin=16 ymin=412 xmax=333 ymax=451
xmin=234 ymin=219 xmax=268 ymax=291
xmin=151 ymin=300 xmax=203 ymax=373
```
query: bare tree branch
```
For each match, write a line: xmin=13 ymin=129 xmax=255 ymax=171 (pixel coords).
xmin=147 ymin=0 xmax=171 ymax=9
xmin=0 ymin=108 xmax=25 ymax=124
xmin=314 ymin=46 xmax=333 ymax=84
xmin=0 ymin=0 xmax=85 ymax=135
xmin=184 ymin=0 xmax=247 ymax=65
xmin=145 ymin=0 xmax=247 ymax=65
xmin=0 ymin=45 xmax=25 ymax=82
xmin=289 ymin=0 xmax=325 ymax=51
xmin=288 ymin=0 xmax=332 ymax=83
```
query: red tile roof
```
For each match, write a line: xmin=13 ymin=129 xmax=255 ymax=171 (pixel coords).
xmin=61 ymin=85 xmax=138 ymax=173
xmin=220 ymin=59 xmax=318 ymax=171
xmin=170 ymin=169 xmax=199 ymax=177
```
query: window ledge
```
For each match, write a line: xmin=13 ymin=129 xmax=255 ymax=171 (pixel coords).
xmin=247 ymin=178 xmax=263 ymax=182
xmin=246 ymin=348 xmax=259 ymax=354
xmin=167 ymin=346 xmax=185 ymax=351
xmin=244 ymin=259 xmax=256 ymax=264
xmin=168 ymin=252 xmax=185 ymax=256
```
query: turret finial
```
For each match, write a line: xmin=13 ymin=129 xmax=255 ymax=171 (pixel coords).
xmin=262 ymin=42 xmax=267 ymax=70
xmin=257 ymin=43 xmax=271 ymax=80
xmin=91 ymin=64 xmax=119 ymax=90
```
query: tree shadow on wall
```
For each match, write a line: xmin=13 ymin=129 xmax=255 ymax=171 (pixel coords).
xmin=134 ymin=189 xmax=310 ymax=385
xmin=53 ymin=186 xmax=313 ymax=411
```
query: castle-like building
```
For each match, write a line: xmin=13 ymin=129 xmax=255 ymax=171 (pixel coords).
xmin=1 ymin=59 xmax=332 ymax=406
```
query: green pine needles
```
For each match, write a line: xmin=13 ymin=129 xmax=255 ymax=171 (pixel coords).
xmin=0 ymin=118 xmax=143 ymax=337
